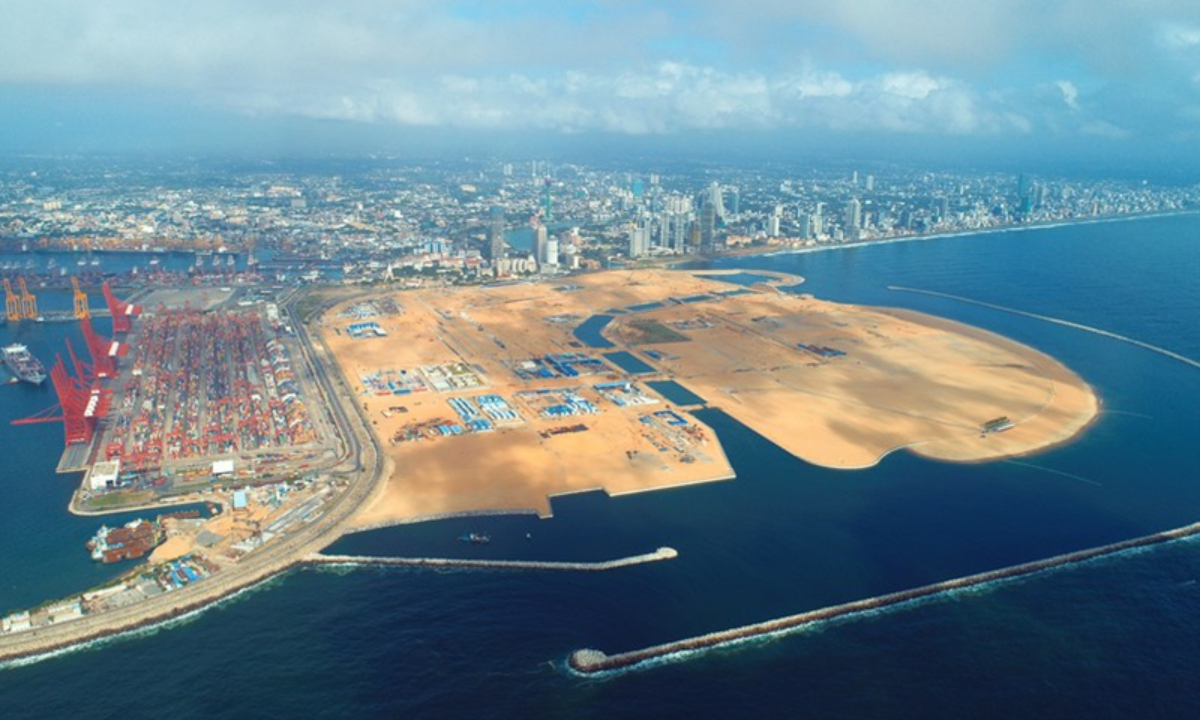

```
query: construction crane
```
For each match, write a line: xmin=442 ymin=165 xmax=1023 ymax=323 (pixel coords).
xmin=72 ymin=277 xmax=90 ymax=319
xmin=3 ymin=278 xmax=20 ymax=322
xmin=17 ymin=277 xmax=38 ymax=320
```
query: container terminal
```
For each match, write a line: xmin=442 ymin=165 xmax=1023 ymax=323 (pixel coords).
xmin=2 ymin=281 xmax=365 ymax=649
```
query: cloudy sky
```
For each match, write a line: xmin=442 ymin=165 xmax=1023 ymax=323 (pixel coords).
xmin=3 ymin=1 xmax=1200 ymax=161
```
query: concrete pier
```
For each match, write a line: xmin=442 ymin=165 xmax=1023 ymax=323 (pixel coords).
xmin=306 ymin=546 xmax=678 ymax=572
xmin=569 ymin=523 xmax=1200 ymax=674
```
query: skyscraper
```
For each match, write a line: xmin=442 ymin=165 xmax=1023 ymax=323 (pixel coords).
xmin=487 ymin=206 xmax=506 ymax=263
xmin=844 ymin=197 xmax=862 ymax=238
xmin=767 ymin=214 xmax=780 ymax=237
xmin=699 ymin=200 xmax=717 ymax=254
xmin=627 ymin=221 xmax=651 ymax=258
xmin=702 ymin=182 xmax=727 ymax=224
xmin=532 ymin=221 xmax=549 ymax=267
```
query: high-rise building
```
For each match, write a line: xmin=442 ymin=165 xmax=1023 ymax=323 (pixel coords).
xmin=487 ymin=206 xmax=506 ymax=263
xmin=702 ymin=182 xmax=727 ymax=224
xmin=865 ymin=175 xmax=875 ymax=192
xmin=627 ymin=221 xmax=651 ymax=258
xmin=699 ymin=201 xmax=717 ymax=254
xmin=659 ymin=210 xmax=688 ymax=252
xmin=532 ymin=221 xmax=549 ymax=268
xmin=844 ymin=198 xmax=862 ymax=236
xmin=545 ymin=237 xmax=559 ymax=267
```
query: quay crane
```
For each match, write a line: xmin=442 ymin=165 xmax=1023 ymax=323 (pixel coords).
xmin=3 ymin=278 xmax=20 ymax=322
xmin=72 ymin=277 xmax=90 ymax=320
xmin=18 ymin=277 xmax=38 ymax=320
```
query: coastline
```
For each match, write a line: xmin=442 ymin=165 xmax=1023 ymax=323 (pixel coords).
xmin=748 ymin=209 xmax=1200 ymax=262
xmin=1 ymin=212 xmax=1159 ymax=669
xmin=872 ymin=306 xmax=1100 ymax=465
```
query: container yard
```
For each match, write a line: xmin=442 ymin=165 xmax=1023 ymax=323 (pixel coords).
xmin=85 ymin=296 xmax=335 ymax=503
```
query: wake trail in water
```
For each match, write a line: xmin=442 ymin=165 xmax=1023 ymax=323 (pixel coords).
xmin=1003 ymin=460 xmax=1102 ymax=486
xmin=1101 ymin=410 xmax=1154 ymax=420
xmin=888 ymin=286 xmax=1200 ymax=372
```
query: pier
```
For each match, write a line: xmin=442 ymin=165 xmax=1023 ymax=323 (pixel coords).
xmin=568 ymin=522 xmax=1200 ymax=675
xmin=306 ymin=546 xmax=678 ymax=572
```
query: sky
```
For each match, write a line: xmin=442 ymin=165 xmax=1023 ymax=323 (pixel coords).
xmin=3 ymin=1 xmax=1200 ymax=165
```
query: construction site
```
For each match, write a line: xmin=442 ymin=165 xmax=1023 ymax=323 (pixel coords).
xmin=320 ymin=267 xmax=1099 ymax=527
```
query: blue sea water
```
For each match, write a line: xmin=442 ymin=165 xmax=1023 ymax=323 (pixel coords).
xmin=3 ymin=214 xmax=1200 ymax=718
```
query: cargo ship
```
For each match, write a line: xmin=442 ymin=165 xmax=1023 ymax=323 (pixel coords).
xmin=2 ymin=344 xmax=47 ymax=385
xmin=87 ymin=519 xmax=162 ymax=563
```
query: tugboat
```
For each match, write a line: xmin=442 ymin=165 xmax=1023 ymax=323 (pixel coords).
xmin=458 ymin=532 xmax=491 ymax=545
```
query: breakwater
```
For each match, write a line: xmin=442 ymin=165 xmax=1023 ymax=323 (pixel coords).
xmin=888 ymin=286 xmax=1200 ymax=372
xmin=306 ymin=547 xmax=678 ymax=571
xmin=568 ymin=522 xmax=1200 ymax=675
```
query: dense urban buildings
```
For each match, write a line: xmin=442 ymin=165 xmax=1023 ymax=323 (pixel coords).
xmin=1 ymin=158 xmax=1197 ymax=285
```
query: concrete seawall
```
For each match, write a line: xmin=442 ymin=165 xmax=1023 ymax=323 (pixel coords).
xmin=306 ymin=547 xmax=678 ymax=572
xmin=569 ymin=522 xmax=1200 ymax=675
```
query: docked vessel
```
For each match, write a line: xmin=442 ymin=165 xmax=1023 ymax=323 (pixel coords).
xmin=2 ymin=344 xmax=47 ymax=385
xmin=87 ymin=519 xmax=162 ymax=563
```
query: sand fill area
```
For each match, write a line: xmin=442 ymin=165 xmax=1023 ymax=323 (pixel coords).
xmin=317 ymin=269 xmax=1097 ymax=527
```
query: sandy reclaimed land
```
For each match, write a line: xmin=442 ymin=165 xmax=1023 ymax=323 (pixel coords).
xmin=320 ymin=269 xmax=1097 ymax=526
xmin=320 ymin=283 xmax=733 ymax=526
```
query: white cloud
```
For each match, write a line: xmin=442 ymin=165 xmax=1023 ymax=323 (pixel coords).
xmin=0 ymin=0 xmax=1193 ymax=141
xmin=248 ymin=62 xmax=1024 ymax=137
xmin=1056 ymin=80 xmax=1080 ymax=111
xmin=1160 ymin=23 xmax=1200 ymax=49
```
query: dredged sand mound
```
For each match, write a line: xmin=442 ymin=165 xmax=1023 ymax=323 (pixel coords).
xmin=317 ymin=269 xmax=1097 ymax=528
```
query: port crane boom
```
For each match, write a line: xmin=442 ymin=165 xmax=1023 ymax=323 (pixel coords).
xmin=3 ymin=278 xmax=20 ymax=322
xmin=72 ymin=277 xmax=90 ymax=319
xmin=17 ymin=277 xmax=38 ymax=319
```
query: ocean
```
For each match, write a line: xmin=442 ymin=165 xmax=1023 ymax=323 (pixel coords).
xmin=2 ymin=214 xmax=1199 ymax=718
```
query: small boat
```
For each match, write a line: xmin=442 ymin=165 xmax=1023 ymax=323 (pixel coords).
xmin=458 ymin=532 xmax=491 ymax=545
